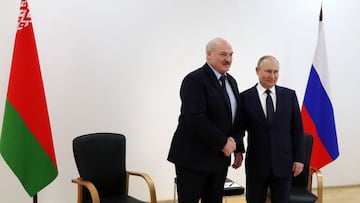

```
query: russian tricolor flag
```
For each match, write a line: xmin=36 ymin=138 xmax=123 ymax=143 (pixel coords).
xmin=301 ymin=7 xmax=339 ymax=170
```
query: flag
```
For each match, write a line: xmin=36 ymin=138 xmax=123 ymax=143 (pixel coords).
xmin=301 ymin=7 xmax=339 ymax=169
xmin=0 ymin=0 xmax=58 ymax=197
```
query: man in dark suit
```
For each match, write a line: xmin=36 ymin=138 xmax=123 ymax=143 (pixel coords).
xmin=233 ymin=55 xmax=304 ymax=203
xmin=167 ymin=38 xmax=245 ymax=203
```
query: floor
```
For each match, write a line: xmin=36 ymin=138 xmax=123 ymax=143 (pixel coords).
xmin=159 ymin=185 xmax=360 ymax=203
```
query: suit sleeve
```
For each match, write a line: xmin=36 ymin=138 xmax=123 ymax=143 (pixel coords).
xmin=234 ymin=92 xmax=246 ymax=153
xmin=224 ymin=74 xmax=245 ymax=153
xmin=291 ymin=91 xmax=305 ymax=163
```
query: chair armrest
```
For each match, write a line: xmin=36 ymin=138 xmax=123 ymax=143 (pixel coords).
xmin=127 ymin=171 xmax=157 ymax=203
xmin=310 ymin=167 xmax=323 ymax=203
xmin=72 ymin=178 xmax=100 ymax=203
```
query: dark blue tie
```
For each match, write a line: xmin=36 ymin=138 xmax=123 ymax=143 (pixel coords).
xmin=265 ymin=89 xmax=274 ymax=123
xmin=220 ymin=75 xmax=227 ymax=90
xmin=220 ymin=75 xmax=231 ymax=111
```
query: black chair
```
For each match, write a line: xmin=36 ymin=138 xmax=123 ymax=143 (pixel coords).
xmin=71 ymin=133 xmax=157 ymax=203
xmin=267 ymin=134 xmax=323 ymax=203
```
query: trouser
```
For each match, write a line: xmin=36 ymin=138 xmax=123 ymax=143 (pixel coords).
xmin=175 ymin=166 xmax=227 ymax=203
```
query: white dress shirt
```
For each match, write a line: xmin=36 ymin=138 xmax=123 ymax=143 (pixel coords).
xmin=256 ymin=84 xmax=276 ymax=117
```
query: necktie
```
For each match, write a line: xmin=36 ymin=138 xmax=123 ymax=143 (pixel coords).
xmin=220 ymin=75 xmax=227 ymax=91
xmin=220 ymin=75 xmax=232 ymax=111
xmin=265 ymin=89 xmax=274 ymax=123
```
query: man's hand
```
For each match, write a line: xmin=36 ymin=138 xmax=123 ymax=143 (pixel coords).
xmin=293 ymin=162 xmax=304 ymax=177
xmin=222 ymin=137 xmax=236 ymax=157
xmin=232 ymin=152 xmax=243 ymax=169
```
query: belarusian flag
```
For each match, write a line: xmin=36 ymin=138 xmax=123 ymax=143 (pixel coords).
xmin=0 ymin=0 xmax=58 ymax=197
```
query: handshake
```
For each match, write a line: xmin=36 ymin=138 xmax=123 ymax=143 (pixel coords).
xmin=222 ymin=137 xmax=236 ymax=157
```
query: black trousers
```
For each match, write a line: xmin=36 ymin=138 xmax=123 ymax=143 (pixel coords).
xmin=246 ymin=174 xmax=291 ymax=203
xmin=175 ymin=166 xmax=227 ymax=203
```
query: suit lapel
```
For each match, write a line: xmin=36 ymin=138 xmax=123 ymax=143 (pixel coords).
xmin=203 ymin=65 xmax=232 ymax=120
xmin=227 ymin=75 xmax=239 ymax=122
xmin=273 ymin=86 xmax=283 ymax=122
xmin=249 ymin=85 xmax=267 ymax=122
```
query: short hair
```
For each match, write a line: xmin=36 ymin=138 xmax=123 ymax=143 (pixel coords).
xmin=257 ymin=55 xmax=279 ymax=67
xmin=205 ymin=37 xmax=227 ymax=53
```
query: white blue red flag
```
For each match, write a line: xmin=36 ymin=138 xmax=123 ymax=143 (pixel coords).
xmin=301 ymin=7 xmax=339 ymax=169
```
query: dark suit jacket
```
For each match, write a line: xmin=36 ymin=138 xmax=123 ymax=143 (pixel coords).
xmin=239 ymin=84 xmax=304 ymax=178
xmin=168 ymin=63 xmax=245 ymax=173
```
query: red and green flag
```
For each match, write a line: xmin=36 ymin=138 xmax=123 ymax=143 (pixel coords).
xmin=0 ymin=0 xmax=58 ymax=197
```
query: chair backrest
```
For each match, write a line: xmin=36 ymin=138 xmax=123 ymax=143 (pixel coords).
xmin=73 ymin=133 xmax=127 ymax=201
xmin=291 ymin=134 xmax=313 ymax=187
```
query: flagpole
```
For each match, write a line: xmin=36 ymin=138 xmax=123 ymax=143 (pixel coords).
xmin=319 ymin=3 xmax=323 ymax=21
xmin=33 ymin=194 xmax=37 ymax=203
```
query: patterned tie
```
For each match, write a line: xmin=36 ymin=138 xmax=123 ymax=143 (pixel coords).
xmin=265 ymin=89 xmax=274 ymax=123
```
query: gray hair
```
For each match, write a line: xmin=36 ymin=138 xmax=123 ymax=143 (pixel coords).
xmin=206 ymin=37 xmax=227 ymax=53
xmin=257 ymin=55 xmax=279 ymax=67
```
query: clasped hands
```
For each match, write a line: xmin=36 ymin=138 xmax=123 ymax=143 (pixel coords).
xmin=222 ymin=137 xmax=236 ymax=157
xmin=222 ymin=137 xmax=244 ymax=169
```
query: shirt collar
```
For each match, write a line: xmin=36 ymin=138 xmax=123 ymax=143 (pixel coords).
xmin=256 ymin=83 xmax=276 ymax=95
xmin=208 ymin=63 xmax=226 ymax=80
